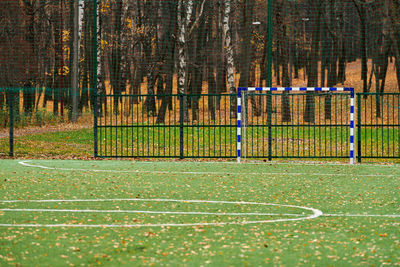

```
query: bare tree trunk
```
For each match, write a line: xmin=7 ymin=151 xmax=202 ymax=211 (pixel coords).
xmin=325 ymin=0 xmax=338 ymax=121
xmin=338 ymin=40 xmax=346 ymax=84
xmin=79 ymin=0 xmax=92 ymax=113
xmin=156 ymin=2 xmax=177 ymax=124
xmin=376 ymin=37 xmax=391 ymax=118
xmin=177 ymin=0 xmax=193 ymax=122
xmin=376 ymin=1 xmax=392 ymax=117
xmin=22 ymin=0 xmax=37 ymax=116
xmin=337 ymin=5 xmax=346 ymax=84
xmin=238 ymin=0 xmax=255 ymax=89
xmin=70 ymin=0 xmax=83 ymax=122
xmin=304 ymin=1 xmax=321 ymax=123
xmin=353 ymin=0 xmax=368 ymax=94
xmin=215 ymin=3 xmax=224 ymax=110
xmin=360 ymin=7 xmax=368 ymax=94
xmin=53 ymin=0 xmax=64 ymax=116
xmin=223 ymin=0 xmax=236 ymax=118
xmin=191 ymin=4 xmax=207 ymax=121
xmin=277 ymin=1 xmax=291 ymax=122
xmin=96 ymin=0 xmax=104 ymax=117
xmin=110 ymin=1 xmax=123 ymax=115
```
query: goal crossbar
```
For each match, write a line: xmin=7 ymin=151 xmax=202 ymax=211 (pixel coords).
xmin=237 ymin=87 xmax=355 ymax=164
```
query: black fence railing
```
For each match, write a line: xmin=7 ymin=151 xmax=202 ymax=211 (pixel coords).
xmin=1 ymin=91 xmax=399 ymax=162
xmin=94 ymin=92 xmax=399 ymax=161
xmin=240 ymin=92 xmax=352 ymax=159
xmin=357 ymin=93 xmax=400 ymax=162
xmin=95 ymin=94 xmax=237 ymax=158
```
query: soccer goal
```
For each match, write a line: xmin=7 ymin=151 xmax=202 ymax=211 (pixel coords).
xmin=237 ymin=87 xmax=355 ymax=164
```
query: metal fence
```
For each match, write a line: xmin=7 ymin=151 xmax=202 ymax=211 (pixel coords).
xmin=2 ymin=92 xmax=399 ymax=162
xmin=94 ymin=92 xmax=399 ymax=161
xmin=357 ymin=93 xmax=400 ymax=162
xmin=96 ymin=94 xmax=237 ymax=158
xmin=240 ymin=90 xmax=353 ymax=161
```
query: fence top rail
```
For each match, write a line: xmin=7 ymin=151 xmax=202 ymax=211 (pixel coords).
xmin=98 ymin=93 xmax=237 ymax=97
xmin=357 ymin=92 xmax=400 ymax=96
xmin=239 ymin=87 xmax=355 ymax=92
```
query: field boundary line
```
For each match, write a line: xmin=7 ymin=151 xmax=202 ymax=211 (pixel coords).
xmin=0 ymin=208 xmax=304 ymax=217
xmin=18 ymin=161 xmax=397 ymax=177
xmin=1 ymin=208 xmax=397 ymax=218
xmin=24 ymin=159 xmax=400 ymax=167
xmin=130 ymin=161 xmax=400 ymax=167
xmin=323 ymin=214 xmax=400 ymax=217
xmin=0 ymin=198 xmax=322 ymax=227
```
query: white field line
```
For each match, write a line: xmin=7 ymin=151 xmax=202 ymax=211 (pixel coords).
xmin=0 ymin=198 xmax=398 ymax=228
xmin=1 ymin=208 xmax=398 ymax=218
xmin=128 ymin=160 xmax=400 ymax=167
xmin=0 ymin=198 xmax=322 ymax=227
xmin=26 ymin=158 xmax=396 ymax=167
xmin=18 ymin=161 xmax=398 ymax=177
xmin=0 ymin=208 xmax=304 ymax=217
xmin=324 ymin=214 xmax=400 ymax=218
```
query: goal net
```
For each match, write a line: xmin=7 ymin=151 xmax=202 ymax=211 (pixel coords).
xmin=237 ymin=87 xmax=355 ymax=164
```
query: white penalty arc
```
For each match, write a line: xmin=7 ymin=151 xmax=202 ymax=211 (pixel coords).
xmin=17 ymin=161 xmax=397 ymax=177
xmin=0 ymin=198 xmax=323 ymax=228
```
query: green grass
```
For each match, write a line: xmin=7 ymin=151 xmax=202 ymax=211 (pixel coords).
xmin=0 ymin=126 xmax=399 ymax=160
xmin=0 ymin=160 xmax=399 ymax=266
xmin=0 ymin=129 xmax=93 ymax=158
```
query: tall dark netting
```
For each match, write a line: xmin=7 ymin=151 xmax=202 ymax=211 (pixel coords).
xmin=0 ymin=0 xmax=399 ymax=160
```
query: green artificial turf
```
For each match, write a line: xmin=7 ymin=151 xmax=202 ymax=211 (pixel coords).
xmin=1 ymin=126 xmax=398 ymax=159
xmin=0 ymin=160 xmax=399 ymax=266
xmin=0 ymin=129 xmax=93 ymax=158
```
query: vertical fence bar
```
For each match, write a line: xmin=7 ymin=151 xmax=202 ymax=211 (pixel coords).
xmin=357 ymin=93 xmax=362 ymax=163
xmin=8 ymin=89 xmax=14 ymax=157
xmin=92 ymin=0 xmax=99 ymax=157
xmin=267 ymin=0 xmax=273 ymax=161
xmin=179 ymin=94 xmax=184 ymax=159
xmin=267 ymin=92 xmax=272 ymax=161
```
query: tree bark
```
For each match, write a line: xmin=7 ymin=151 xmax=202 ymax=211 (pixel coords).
xmin=304 ymin=1 xmax=322 ymax=123
xmin=156 ymin=2 xmax=177 ymax=124
xmin=277 ymin=0 xmax=291 ymax=122
xmin=223 ymin=0 xmax=236 ymax=118
xmin=238 ymin=0 xmax=255 ymax=89
xmin=177 ymin=0 xmax=193 ymax=122
xmin=70 ymin=0 xmax=83 ymax=122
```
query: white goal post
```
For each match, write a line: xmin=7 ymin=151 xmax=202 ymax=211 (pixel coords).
xmin=237 ymin=87 xmax=355 ymax=164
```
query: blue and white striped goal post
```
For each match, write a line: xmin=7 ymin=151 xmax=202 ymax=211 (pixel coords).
xmin=237 ymin=87 xmax=355 ymax=164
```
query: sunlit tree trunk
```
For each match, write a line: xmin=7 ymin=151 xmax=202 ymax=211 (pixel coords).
xmin=223 ymin=0 xmax=236 ymax=118
xmin=96 ymin=0 xmax=104 ymax=116
xmin=177 ymin=0 xmax=193 ymax=122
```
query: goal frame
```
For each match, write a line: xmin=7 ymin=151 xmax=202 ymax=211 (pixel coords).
xmin=237 ymin=87 xmax=355 ymax=164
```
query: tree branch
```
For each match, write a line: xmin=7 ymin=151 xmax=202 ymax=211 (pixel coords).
xmin=353 ymin=0 xmax=376 ymax=6
xmin=188 ymin=0 xmax=206 ymax=36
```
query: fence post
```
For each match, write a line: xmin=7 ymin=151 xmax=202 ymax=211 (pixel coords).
xmin=267 ymin=92 xmax=272 ymax=161
xmin=92 ymin=0 xmax=98 ymax=157
xmin=8 ymin=89 xmax=14 ymax=157
xmin=179 ymin=94 xmax=184 ymax=159
xmin=357 ymin=93 xmax=362 ymax=163
xmin=267 ymin=0 xmax=273 ymax=161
